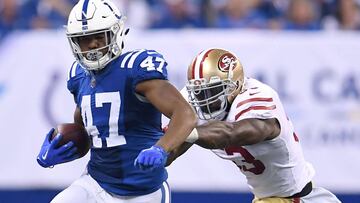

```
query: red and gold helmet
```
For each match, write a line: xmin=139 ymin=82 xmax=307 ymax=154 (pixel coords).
xmin=186 ymin=48 xmax=244 ymax=120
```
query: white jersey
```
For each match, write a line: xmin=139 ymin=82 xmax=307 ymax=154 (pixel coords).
xmin=181 ymin=78 xmax=315 ymax=198
xmin=212 ymin=78 xmax=315 ymax=198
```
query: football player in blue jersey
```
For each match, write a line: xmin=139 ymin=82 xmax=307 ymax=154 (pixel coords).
xmin=36 ymin=0 xmax=197 ymax=202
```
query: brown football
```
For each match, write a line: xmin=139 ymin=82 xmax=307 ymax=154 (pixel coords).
xmin=51 ymin=123 xmax=91 ymax=157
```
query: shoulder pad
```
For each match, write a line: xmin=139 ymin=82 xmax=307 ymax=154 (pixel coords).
xmin=67 ymin=61 xmax=85 ymax=81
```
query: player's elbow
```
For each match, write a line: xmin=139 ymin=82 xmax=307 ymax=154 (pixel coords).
xmin=242 ymin=133 xmax=266 ymax=145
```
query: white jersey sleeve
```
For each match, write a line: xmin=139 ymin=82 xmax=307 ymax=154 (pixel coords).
xmin=212 ymin=78 xmax=315 ymax=198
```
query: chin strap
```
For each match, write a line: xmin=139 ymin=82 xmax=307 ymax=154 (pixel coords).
xmin=86 ymin=50 xmax=104 ymax=61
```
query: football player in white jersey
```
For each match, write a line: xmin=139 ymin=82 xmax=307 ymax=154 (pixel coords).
xmin=167 ymin=48 xmax=341 ymax=203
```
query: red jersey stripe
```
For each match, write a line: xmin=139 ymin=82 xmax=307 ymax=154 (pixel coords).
xmin=235 ymin=105 xmax=276 ymax=120
xmin=236 ymin=98 xmax=273 ymax=108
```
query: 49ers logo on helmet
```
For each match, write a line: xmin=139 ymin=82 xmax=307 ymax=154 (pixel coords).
xmin=218 ymin=53 xmax=237 ymax=72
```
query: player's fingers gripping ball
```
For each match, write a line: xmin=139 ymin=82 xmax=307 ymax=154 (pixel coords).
xmin=37 ymin=128 xmax=79 ymax=168
xmin=134 ymin=145 xmax=169 ymax=171
xmin=37 ymin=123 xmax=90 ymax=168
xmin=51 ymin=123 xmax=90 ymax=157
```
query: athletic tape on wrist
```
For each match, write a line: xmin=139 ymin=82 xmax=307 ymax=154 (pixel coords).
xmin=185 ymin=128 xmax=199 ymax=143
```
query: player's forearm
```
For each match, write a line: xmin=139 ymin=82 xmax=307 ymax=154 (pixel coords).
xmin=195 ymin=119 xmax=271 ymax=149
xmin=165 ymin=142 xmax=193 ymax=166
xmin=73 ymin=107 xmax=84 ymax=126
xmin=194 ymin=121 xmax=234 ymax=149
xmin=156 ymin=108 xmax=197 ymax=152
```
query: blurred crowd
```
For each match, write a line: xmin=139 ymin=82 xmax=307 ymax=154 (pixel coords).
xmin=1 ymin=0 xmax=360 ymax=41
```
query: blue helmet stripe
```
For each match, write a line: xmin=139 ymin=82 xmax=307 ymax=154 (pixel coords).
xmin=103 ymin=2 xmax=121 ymax=19
xmin=103 ymin=2 xmax=114 ymax=12
xmin=82 ymin=0 xmax=90 ymax=26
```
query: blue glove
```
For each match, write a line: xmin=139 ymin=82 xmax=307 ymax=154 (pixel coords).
xmin=36 ymin=128 xmax=80 ymax=168
xmin=134 ymin=145 xmax=168 ymax=171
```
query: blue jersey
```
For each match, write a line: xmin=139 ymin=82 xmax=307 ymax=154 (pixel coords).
xmin=67 ymin=49 xmax=168 ymax=196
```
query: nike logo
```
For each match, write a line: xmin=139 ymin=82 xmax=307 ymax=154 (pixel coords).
xmin=42 ymin=150 xmax=49 ymax=160
xmin=249 ymin=92 xmax=260 ymax=96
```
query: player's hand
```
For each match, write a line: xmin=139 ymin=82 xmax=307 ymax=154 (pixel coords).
xmin=134 ymin=145 xmax=168 ymax=171
xmin=36 ymin=128 xmax=80 ymax=168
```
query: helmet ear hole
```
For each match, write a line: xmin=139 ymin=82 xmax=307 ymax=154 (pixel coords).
xmin=125 ymin=28 xmax=130 ymax=35
xmin=227 ymin=85 xmax=235 ymax=93
xmin=235 ymin=81 xmax=240 ymax=89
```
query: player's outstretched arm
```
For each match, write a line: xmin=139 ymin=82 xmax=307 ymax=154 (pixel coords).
xmin=134 ymin=79 xmax=197 ymax=170
xmin=195 ymin=118 xmax=280 ymax=149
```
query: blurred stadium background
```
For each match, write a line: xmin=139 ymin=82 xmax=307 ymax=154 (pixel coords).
xmin=1 ymin=0 xmax=360 ymax=202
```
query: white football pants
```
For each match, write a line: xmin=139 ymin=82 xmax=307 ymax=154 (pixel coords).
xmin=51 ymin=173 xmax=171 ymax=203
xmin=253 ymin=187 xmax=341 ymax=203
